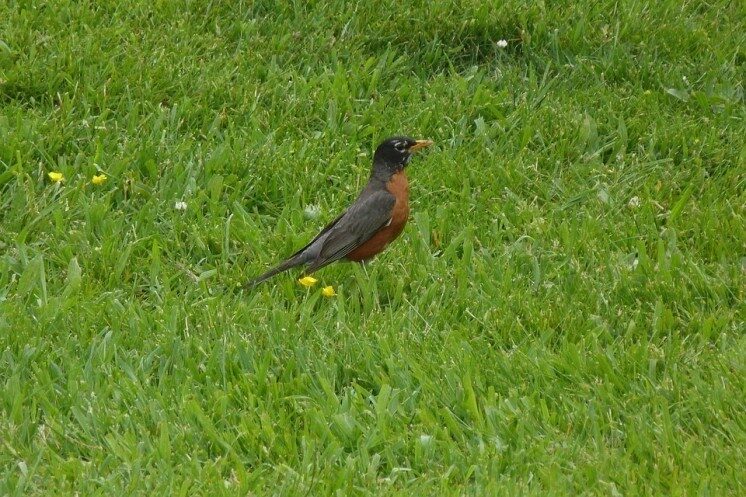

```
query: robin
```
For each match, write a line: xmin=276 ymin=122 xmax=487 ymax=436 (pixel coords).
xmin=246 ymin=136 xmax=433 ymax=287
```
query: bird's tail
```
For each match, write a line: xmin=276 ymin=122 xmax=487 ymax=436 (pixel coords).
xmin=245 ymin=255 xmax=305 ymax=289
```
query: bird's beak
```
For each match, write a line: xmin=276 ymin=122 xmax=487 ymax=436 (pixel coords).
xmin=409 ymin=139 xmax=434 ymax=152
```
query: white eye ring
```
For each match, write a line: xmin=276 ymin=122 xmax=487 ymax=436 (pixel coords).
xmin=394 ymin=141 xmax=407 ymax=152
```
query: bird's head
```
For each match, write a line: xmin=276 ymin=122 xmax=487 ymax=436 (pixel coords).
xmin=372 ymin=136 xmax=433 ymax=174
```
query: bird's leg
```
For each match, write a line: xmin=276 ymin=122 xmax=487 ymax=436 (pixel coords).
xmin=360 ymin=261 xmax=370 ymax=279
xmin=350 ymin=260 xmax=370 ymax=286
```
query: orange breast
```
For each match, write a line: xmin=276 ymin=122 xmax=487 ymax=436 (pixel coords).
xmin=346 ymin=171 xmax=410 ymax=262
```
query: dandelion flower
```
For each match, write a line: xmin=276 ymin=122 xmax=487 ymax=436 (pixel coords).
xmin=321 ymin=285 xmax=336 ymax=297
xmin=496 ymin=39 xmax=508 ymax=48
xmin=48 ymin=171 xmax=64 ymax=183
xmin=298 ymin=276 xmax=318 ymax=287
xmin=91 ymin=173 xmax=107 ymax=185
xmin=174 ymin=201 xmax=188 ymax=211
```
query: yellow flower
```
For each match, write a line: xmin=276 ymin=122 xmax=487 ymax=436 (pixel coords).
xmin=298 ymin=276 xmax=318 ymax=287
xmin=91 ymin=173 xmax=107 ymax=185
xmin=48 ymin=171 xmax=64 ymax=183
xmin=321 ymin=285 xmax=336 ymax=297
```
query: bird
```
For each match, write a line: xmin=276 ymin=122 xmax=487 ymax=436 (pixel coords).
xmin=246 ymin=136 xmax=433 ymax=288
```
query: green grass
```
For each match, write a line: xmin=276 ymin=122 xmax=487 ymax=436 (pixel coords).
xmin=1 ymin=0 xmax=744 ymax=494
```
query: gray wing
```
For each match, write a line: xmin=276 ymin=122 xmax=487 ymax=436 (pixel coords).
xmin=246 ymin=205 xmax=349 ymax=288
xmin=305 ymin=190 xmax=395 ymax=273
xmin=287 ymin=210 xmax=347 ymax=260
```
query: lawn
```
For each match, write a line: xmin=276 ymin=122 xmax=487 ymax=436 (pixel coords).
xmin=1 ymin=0 xmax=744 ymax=495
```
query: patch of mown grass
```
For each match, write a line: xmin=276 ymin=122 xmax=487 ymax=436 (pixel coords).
xmin=1 ymin=0 xmax=744 ymax=495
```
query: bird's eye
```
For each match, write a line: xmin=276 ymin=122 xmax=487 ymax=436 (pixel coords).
xmin=394 ymin=141 xmax=407 ymax=152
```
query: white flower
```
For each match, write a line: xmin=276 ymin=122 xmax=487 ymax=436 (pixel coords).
xmin=496 ymin=39 xmax=508 ymax=48
xmin=174 ymin=201 xmax=188 ymax=211
xmin=303 ymin=204 xmax=321 ymax=220
xmin=627 ymin=196 xmax=641 ymax=209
